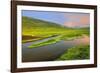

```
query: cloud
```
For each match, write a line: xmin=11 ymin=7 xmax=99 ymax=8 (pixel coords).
xmin=79 ymin=16 xmax=90 ymax=25
xmin=64 ymin=13 xmax=90 ymax=28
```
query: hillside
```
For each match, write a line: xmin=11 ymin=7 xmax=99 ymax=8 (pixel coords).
xmin=22 ymin=16 xmax=63 ymax=29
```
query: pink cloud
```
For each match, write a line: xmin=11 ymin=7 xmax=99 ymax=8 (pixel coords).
xmin=64 ymin=22 xmax=79 ymax=27
xmin=79 ymin=16 xmax=90 ymax=25
xmin=64 ymin=13 xmax=90 ymax=28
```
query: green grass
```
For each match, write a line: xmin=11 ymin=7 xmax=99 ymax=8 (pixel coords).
xmin=57 ymin=45 xmax=90 ymax=60
xmin=22 ymin=28 xmax=89 ymax=43
xmin=22 ymin=38 xmax=41 ymax=43
xmin=28 ymin=36 xmax=62 ymax=48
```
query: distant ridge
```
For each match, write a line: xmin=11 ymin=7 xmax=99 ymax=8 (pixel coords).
xmin=22 ymin=16 xmax=63 ymax=29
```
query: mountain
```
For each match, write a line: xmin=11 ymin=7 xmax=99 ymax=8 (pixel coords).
xmin=22 ymin=16 xmax=63 ymax=30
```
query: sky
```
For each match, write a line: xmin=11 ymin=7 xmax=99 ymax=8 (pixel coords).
xmin=22 ymin=10 xmax=90 ymax=28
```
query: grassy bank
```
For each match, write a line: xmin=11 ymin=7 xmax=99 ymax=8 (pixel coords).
xmin=28 ymin=36 xmax=61 ymax=48
xmin=57 ymin=45 xmax=90 ymax=60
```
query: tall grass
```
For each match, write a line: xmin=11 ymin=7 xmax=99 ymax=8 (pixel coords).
xmin=57 ymin=45 xmax=90 ymax=60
